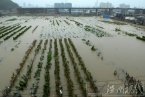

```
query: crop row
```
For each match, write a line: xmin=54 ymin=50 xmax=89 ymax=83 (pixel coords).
xmin=64 ymin=38 xmax=87 ymax=97
xmin=2 ymin=40 xmax=37 ymax=97
xmin=14 ymin=40 xmax=38 ymax=91
xmin=52 ymin=20 xmax=55 ymax=26
xmin=43 ymin=39 xmax=52 ymax=97
xmin=30 ymin=40 xmax=48 ymax=96
xmin=15 ymin=40 xmax=43 ymax=96
xmin=0 ymin=26 xmax=21 ymax=39
xmin=0 ymin=26 xmax=21 ymax=38
xmin=0 ymin=26 xmax=15 ymax=35
xmin=84 ymin=25 xmax=111 ymax=37
xmin=35 ymin=40 xmax=43 ymax=53
xmin=0 ymin=26 xmax=6 ymax=31
xmin=66 ymin=18 xmax=83 ymax=27
xmin=3 ymin=26 xmax=27 ymax=40
xmin=82 ymin=39 xmax=104 ymax=60
xmin=11 ymin=40 xmax=42 ymax=97
xmin=32 ymin=26 xmax=38 ymax=33
xmin=68 ymin=38 xmax=98 ymax=94
xmin=0 ymin=26 xmax=16 ymax=34
xmin=59 ymin=39 xmax=74 ymax=97
xmin=13 ymin=26 xmax=32 ymax=40
xmin=43 ymin=39 xmax=48 ymax=53
xmin=116 ymin=29 xmax=145 ymax=42
xmin=136 ymin=36 xmax=145 ymax=41
xmin=54 ymin=39 xmax=62 ymax=96
xmin=56 ymin=20 xmax=59 ymax=26
xmin=116 ymin=29 xmax=138 ymax=37
xmin=2 ymin=38 xmax=99 ymax=97
xmin=64 ymin=20 xmax=70 ymax=25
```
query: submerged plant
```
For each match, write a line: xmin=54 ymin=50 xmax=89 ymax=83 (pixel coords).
xmin=91 ymin=46 xmax=96 ymax=51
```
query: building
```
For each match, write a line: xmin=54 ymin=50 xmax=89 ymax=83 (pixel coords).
xmin=65 ymin=3 xmax=72 ymax=8
xmin=119 ymin=4 xmax=130 ymax=8
xmin=54 ymin=3 xmax=72 ymax=8
xmin=99 ymin=2 xmax=113 ymax=8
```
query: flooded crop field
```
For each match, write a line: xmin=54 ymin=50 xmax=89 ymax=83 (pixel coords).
xmin=0 ymin=16 xmax=145 ymax=97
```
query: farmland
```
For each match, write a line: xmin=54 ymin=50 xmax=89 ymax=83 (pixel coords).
xmin=0 ymin=16 xmax=145 ymax=97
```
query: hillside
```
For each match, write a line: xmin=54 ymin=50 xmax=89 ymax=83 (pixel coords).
xmin=0 ymin=0 xmax=19 ymax=10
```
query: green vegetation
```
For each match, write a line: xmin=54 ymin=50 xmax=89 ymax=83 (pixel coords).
xmin=68 ymin=38 xmax=98 ymax=94
xmin=2 ymin=17 xmax=145 ymax=97
xmin=91 ymin=46 xmax=96 ymax=51
xmin=115 ymin=28 xmax=121 ymax=31
xmin=11 ymin=48 xmax=14 ymax=51
xmin=96 ymin=25 xmax=104 ymax=29
xmin=115 ymin=28 xmax=138 ymax=37
xmin=86 ymin=40 xmax=91 ymax=46
xmin=35 ymin=40 xmax=43 ymax=53
xmin=6 ymin=18 xmax=17 ymax=21
xmin=54 ymin=39 xmax=62 ymax=97
xmin=69 ymin=19 xmax=83 ymax=27
xmin=84 ymin=25 xmax=92 ymax=31
xmin=59 ymin=39 xmax=74 ymax=97
xmin=0 ymin=26 xmax=6 ymax=30
xmin=136 ymin=36 xmax=145 ymax=41
xmin=2 ymin=40 xmax=37 ymax=97
xmin=30 ymin=40 xmax=48 ymax=96
xmin=56 ymin=20 xmax=59 ymax=26
xmin=43 ymin=39 xmax=52 ymax=97
xmin=32 ymin=26 xmax=38 ymax=33
xmin=0 ymin=26 xmax=15 ymax=35
xmin=64 ymin=38 xmax=87 ymax=97
xmin=64 ymin=20 xmax=70 ymax=25
xmin=16 ymin=63 xmax=33 ymax=90
xmin=125 ymin=32 xmax=138 ymax=37
xmin=84 ymin=25 xmax=111 ymax=37
xmin=114 ymin=70 xmax=145 ymax=96
xmin=0 ymin=26 xmax=21 ymax=39
xmin=52 ymin=20 xmax=55 ymax=26
xmin=15 ymin=40 xmax=39 ymax=91
xmin=4 ymin=26 xmax=26 ymax=40
xmin=13 ymin=26 xmax=32 ymax=40
xmin=101 ymin=20 xmax=126 ymax=25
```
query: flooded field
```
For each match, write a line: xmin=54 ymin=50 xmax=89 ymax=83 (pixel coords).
xmin=0 ymin=16 xmax=145 ymax=97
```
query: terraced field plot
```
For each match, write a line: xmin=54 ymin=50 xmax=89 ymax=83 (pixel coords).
xmin=0 ymin=16 xmax=145 ymax=97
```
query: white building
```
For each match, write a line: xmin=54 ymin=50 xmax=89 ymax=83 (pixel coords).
xmin=100 ymin=2 xmax=113 ymax=8
xmin=119 ymin=4 xmax=130 ymax=8
xmin=54 ymin=3 xmax=72 ymax=8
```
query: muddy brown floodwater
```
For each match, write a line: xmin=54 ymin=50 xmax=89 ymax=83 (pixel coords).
xmin=0 ymin=16 xmax=145 ymax=97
